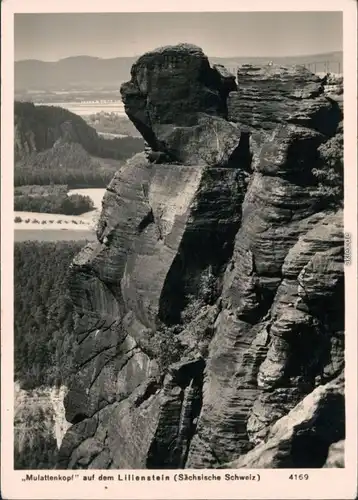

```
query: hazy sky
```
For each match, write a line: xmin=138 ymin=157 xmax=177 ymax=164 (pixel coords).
xmin=15 ymin=12 xmax=342 ymax=61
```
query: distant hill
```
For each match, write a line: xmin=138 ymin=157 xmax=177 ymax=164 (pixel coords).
xmin=15 ymin=56 xmax=137 ymax=91
xmin=14 ymin=101 xmax=99 ymax=158
xmin=15 ymin=52 xmax=343 ymax=91
xmin=14 ymin=101 xmax=143 ymax=158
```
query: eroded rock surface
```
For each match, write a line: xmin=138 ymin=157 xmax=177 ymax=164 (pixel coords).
xmin=59 ymin=46 xmax=344 ymax=469
xmin=221 ymin=375 xmax=345 ymax=468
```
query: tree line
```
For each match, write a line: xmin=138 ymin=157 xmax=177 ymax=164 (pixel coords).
xmin=14 ymin=184 xmax=68 ymax=196
xmin=14 ymin=192 xmax=94 ymax=215
xmin=15 ymin=142 xmax=118 ymax=188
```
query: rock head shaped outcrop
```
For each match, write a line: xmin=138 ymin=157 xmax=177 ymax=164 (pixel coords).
xmin=120 ymin=44 xmax=240 ymax=166
xmin=58 ymin=45 xmax=344 ymax=469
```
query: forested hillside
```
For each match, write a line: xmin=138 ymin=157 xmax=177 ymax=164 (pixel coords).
xmin=14 ymin=241 xmax=86 ymax=390
xmin=14 ymin=102 xmax=144 ymax=187
xmin=14 ymin=400 xmax=59 ymax=470
xmin=14 ymin=241 xmax=88 ymax=470
xmin=14 ymin=142 xmax=120 ymax=187
xmin=85 ymin=111 xmax=141 ymax=137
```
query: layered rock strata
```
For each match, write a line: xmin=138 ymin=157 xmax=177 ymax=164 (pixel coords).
xmin=59 ymin=46 xmax=344 ymax=469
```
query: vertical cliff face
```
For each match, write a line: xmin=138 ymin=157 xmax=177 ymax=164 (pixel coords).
xmin=186 ymin=65 xmax=344 ymax=467
xmin=59 ymin=46 xmax=344 ymax=469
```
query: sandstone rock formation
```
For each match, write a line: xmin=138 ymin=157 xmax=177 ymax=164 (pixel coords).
xmin=58 ymin=45 xmax=344 ymax=469
xmin=120 ymin=44 xmax=240 ymax=166
xmin=220 ymin=374 xmax=344 ymax=468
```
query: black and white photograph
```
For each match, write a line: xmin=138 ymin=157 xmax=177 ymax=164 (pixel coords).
xmin=1 ymin=2 xmax=357 ymax=499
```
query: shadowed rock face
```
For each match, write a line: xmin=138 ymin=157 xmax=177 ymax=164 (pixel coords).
xmin=220 ymin=374 xmax=344 ymax=468
xmin=59 ymin=46 xmax=344 ymax=469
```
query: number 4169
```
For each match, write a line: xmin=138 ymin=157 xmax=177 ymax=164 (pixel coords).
xmin=289 ymin=474 xmax=309 ymax=480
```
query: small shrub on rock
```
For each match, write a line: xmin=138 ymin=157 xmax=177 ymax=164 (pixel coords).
xmin=312 ymin=131 xmax=343 ymax=208
xmin=150 ymin=328 xmax=185 ymax=372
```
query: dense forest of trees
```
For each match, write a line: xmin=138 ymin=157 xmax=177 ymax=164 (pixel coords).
xmin=14 ymin=241 xmax=85 ymax=389
xmin=14 ymin=142 xmax=118 ymax=187
xmin=97 ymin=135 xmax=144 ymax=160
xmin=15 ymin=433 xmax=58 ymax=470
xmin=15 ymin=101 xmax=93 ymax=134
xmin=14 ymin=241 xmax=87 ymax=469
xmin=14 ymin=192 xmax=94 ymax=215
xmin=14 ymin=404 xmax=58 ymax=470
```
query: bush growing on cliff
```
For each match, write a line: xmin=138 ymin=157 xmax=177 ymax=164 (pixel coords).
xmin=198 ymin=266 xmax=218 ymax=303
xmin=150 ymin=328 xmax=185 ymax=372
xmin=181 ymin=268 xmax=218 ymax=323
xmin=181 ymin=297 xmax=205 ymax=324
xmin=312 ymin=131 xmax=343 ymax=207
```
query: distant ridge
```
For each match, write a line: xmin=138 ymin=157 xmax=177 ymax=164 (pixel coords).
xmin=15 ymin=51 xmax=343 ymax=91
